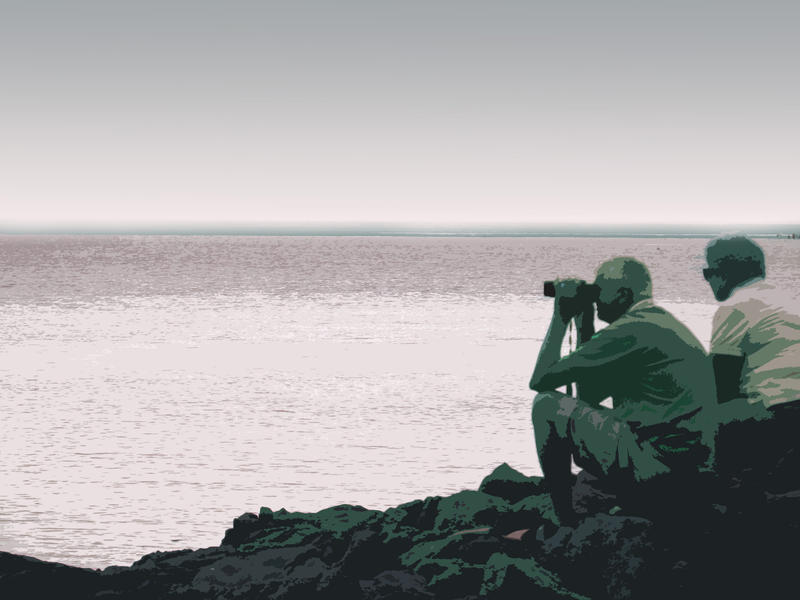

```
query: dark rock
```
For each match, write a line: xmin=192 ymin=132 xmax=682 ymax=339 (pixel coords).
xmin=221 ymin=511 xmax=261 ymax=546
xmin=434 ymin=533 xmax=517 ymax=563
xmin=495 ymin=491 xmax=557 ymax=533
xmin=0 ymin=552 xmax=98 ymax=600
xmin=433 ymin=490 xmax=510 ymax=532
xmin=401 ymin=531 xmax=515 ymax=567
xmin=571 ymin=470 xmax=618 ymax=516
xmin=189 ymin=544 xmax=334 ymax=599
xmin=480 ymin=553 xmax=588 ymax=599
xmin=388 ymin=496 xmax=441 ymax=530
xmin=535 ymin=514 xmax=656 ymax=600
xmin=479 ymin=462 xmax=545 ymax=503
xmin=398 ymin=531 xmax=540 ymax=598
xmin=417 ymin=558 xmax=484 ymax=599
xmin=359 ymin=570 xmax=434 ymax=600
xmin=9 ymin=462 xmax=800 ymax=600
xmin=98 ymin=546 xmax=235 ymax=598
xmin=337 ymin=527 xmax=405 ymax=579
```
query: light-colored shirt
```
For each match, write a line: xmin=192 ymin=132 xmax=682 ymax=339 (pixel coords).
xmin=711 ymin=279 xmax=800 ymax=408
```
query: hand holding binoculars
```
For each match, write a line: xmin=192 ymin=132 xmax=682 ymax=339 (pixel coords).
xmin=543 ymin=279 xmax=600 ymax=323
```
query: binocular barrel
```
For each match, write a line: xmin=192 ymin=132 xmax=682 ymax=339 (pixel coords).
xmin=542 ymin=280 xmax=601 ymax=301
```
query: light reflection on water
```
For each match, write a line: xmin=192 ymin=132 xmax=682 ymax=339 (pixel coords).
xmin=0 ymin=235 xmax=797 ymax=567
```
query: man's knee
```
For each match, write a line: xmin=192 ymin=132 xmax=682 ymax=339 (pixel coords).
xmin=532 ymin=391 xmax=578 ymax=438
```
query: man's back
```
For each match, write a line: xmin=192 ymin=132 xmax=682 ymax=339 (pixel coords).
xmin=556 ymin=300 xmax=714 ymax=426
xmin=712 ymin=279 xmax=800 ymax=408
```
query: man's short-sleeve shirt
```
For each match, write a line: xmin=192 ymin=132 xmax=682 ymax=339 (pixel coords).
xmin=711 ymin=280 xmax=800 ymax=408
xmin=544 ymin=300 xmax=714 ymax=427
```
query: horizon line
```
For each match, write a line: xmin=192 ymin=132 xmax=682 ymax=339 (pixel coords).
xmin=1 ymin=221 xmax=799 ymax=238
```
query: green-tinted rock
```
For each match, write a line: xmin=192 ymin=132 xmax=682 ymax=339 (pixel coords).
xmin=386 ymin=496 xmax=442 ymax=530
xmin=398 ymin=549 xmax=484 ymax=599
xmin=236 ymin=504 xmax=382 ymax=552
xmin=399 ymin=537 xmax=454 ymax=571
xmin=358 ymin=570 xmax=434 ymax=600
xmin=479 ymin=463 xmax=545 ymax=503
xmin=237 ymin=522 xmax=324 ymax=552
xmin=424 ymin=559 xmax=484 ymax=598
xmin=314 ymin=504 xmax=383 ymax=536
xmin=510 ymin=492 xmax=557 ymax=524
xmin=480 ymin=553 xmax=589 ymax=599
xmin=399 ymin=531 xmax=513 ymax=574
xmin=433 ymin=490 xmax=510 ymax=533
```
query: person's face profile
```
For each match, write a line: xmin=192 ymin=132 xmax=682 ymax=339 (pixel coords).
xmin=704 ymin=253 xmax=728 ymax=301
xmin=593 ymin=275 xmax=630 ymax=324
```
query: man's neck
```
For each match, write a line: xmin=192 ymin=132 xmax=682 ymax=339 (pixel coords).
xmin=730 ymin=274 xmax=765 ymax=298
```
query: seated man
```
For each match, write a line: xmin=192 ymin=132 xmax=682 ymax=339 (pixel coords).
xmin=705 ymin=235 xmax=800 ymax=487
xmin=530 ymin=257 xmax=715 ymax=525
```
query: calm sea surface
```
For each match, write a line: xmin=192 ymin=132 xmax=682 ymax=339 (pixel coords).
xmin=1 ymin=235 xmax=799 ymax=568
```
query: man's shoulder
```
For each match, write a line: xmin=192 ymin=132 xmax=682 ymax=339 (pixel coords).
xmin=712 ymin=280 xmax=774 ymax=328
xmin=618 ymin=303 xmax=684 ymax=331
xmin=618 ymin=303 xmax=706 ymax=353
xmin=722 ymin=279 xmax=773 ymax=310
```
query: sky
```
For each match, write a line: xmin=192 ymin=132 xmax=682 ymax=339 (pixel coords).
xmin=1 ymin=1 xmax=798 ymax=227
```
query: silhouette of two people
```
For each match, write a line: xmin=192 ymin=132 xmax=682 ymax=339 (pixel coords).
xmin=529 ymin=236 xmax=800 ymax=525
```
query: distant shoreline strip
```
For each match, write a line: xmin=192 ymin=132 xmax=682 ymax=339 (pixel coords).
xmin=1 ymin=223 xmax=799 ymax=238
xmin=0 ymin=231 xmax=796 ymax=239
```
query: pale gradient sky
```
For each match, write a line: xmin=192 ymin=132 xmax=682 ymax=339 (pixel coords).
xmin=1 ymin=1 xmax=798 ymax=226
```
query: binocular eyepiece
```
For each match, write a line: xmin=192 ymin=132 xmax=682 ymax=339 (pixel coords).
xmin=543 ymin=280 xmax=601 ymax=303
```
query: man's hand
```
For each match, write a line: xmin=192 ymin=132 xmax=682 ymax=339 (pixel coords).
xmin=552 ymin=278 xmax=593 ymax=324
xmin=530 ymin=278 xmax=593 ymax=391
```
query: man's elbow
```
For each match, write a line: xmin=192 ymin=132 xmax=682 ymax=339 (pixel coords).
xmin=530 ymin=373 xmax=554 ymax=392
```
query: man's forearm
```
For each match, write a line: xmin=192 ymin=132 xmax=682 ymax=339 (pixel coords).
xmin=529 ymin=312 xmax=568 ymax=390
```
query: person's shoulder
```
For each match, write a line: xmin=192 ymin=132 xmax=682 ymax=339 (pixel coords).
xmin=602 ymin=303 xmax=667 ymax=340
xmin=727 ymin=278 xmax=771 ymax=306
xmin=635 ymin=303 xmax=708 ymax=350
xmin=627 ymin=302 xmax=677 ymax=326
xmin=715 ymin=280 xmax=774 ymax=325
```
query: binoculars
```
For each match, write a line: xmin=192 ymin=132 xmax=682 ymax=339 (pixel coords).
xmin=543 ymin=280 xmax=600 ymax=303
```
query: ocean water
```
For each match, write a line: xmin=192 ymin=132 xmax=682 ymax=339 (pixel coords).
xmin=1 ymin=234 xmax=798 ymax=568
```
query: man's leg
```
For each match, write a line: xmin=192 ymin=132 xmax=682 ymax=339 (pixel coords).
xmin=532 ymin=391 xmax=579 ymax=525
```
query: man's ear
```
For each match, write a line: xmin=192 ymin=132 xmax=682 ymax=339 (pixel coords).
xmin=616 ymin=287 xmax=634 ymax=306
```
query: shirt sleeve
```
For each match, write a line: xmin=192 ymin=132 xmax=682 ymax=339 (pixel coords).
xmin=711 ymin=304 xmax=748 ymax=357
xmin=536 ymin=321 xmax=639 ymax=395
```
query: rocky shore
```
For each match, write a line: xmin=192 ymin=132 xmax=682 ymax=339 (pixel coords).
xmin=3 ymin=462 xmax=800 ymax=599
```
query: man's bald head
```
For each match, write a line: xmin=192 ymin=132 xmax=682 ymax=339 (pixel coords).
xmin=590 ymin=257 xmax=653 ymax=324
xmin=595 ymin=257 xmax=653 ymax=303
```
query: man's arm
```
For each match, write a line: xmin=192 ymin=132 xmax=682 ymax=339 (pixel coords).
xmin=711 ymin=353 xmax=746 ymax=404
xmin=531 ymin=312 xmax=637 ymax=409
xmin=529 ymin=305 xmax=570 ymax=391
xmin=529 ymin=300 xmax=604 ymax=403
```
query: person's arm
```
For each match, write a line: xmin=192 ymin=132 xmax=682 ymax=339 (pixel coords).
xmin=529 ymin=303 xmax=570 ymax=391
xmin=532 ymin=316 xmax=636 ymax=411
xmin=711 ymin=353 xmax=746 ymax=404
xmin=572 ymin=306 xmax=605 ymax=404
xmin=529 ymin=279 xmax=594 ymax=391
xmin=709 ymin=304 xmax=748 ymax=404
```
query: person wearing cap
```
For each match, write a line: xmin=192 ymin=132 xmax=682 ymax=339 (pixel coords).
xmin=530 ymin=257 xmax=715 ymax=525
